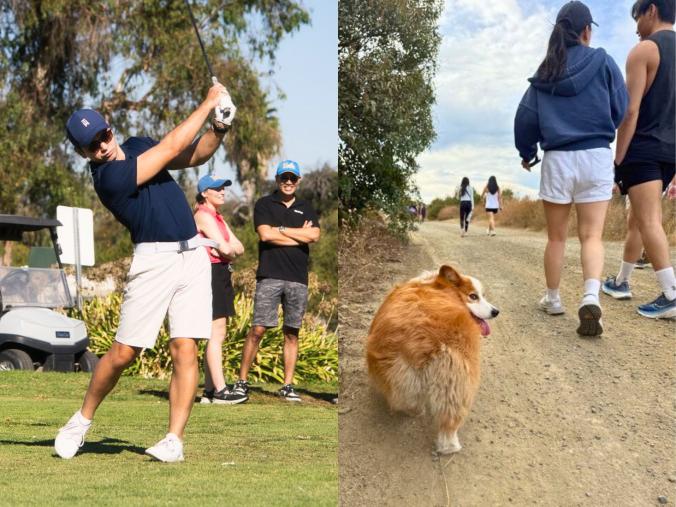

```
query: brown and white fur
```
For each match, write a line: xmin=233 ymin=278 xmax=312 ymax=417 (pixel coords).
xmin=366 ymin=265 xmax=499 ymax=454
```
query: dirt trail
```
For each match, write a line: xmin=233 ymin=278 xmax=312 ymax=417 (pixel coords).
xmin=339 ymin=220 xmax=675 ymax=507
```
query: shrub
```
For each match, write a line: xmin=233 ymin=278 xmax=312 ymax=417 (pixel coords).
xmin=69 ymin=292 xmax=337 ymax=383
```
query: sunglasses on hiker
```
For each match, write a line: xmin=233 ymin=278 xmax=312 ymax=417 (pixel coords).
xmin=88 ymin=128 xmax=113 ymax=152
xmin=279 ymin=174 xmax=299 ymax=184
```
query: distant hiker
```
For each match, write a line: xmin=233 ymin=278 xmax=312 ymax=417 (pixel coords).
xmin=514 ymin=0 xmax=628 ymax=336
xmin=456 ymin=177 xmax=474 ymax=237
xmin=481 ymin=176 xmax=502 ymax=236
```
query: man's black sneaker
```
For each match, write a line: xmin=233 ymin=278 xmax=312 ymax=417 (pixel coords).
xmin=278 ymin=384 xmax=301 ymax=402
xmin=232 ymin=380 xmax=249 ymax=396
xmin=214 ymin=386 xmax=247 ymax=405
xmin=199 ymin=389 xmax=214 ymax=404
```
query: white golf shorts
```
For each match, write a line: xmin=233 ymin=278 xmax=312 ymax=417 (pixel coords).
xmin=539 ymin=147 xmax=614 ymax=204
xmin=115 ymin=246 xmax=212 ymax=349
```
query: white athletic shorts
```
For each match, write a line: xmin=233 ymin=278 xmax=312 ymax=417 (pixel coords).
xmin=115 ymin=245 xmax=212 ymax=349
xmin=539 ymin=148 xmax=614 ymax=204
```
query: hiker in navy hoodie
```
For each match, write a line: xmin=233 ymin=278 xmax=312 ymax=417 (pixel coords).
xmin=514 ymin=1 xmax=628 ymax=337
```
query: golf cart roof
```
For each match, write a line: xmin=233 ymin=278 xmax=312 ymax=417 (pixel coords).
xmin=0 ymin=215 xmax=62 ymax=241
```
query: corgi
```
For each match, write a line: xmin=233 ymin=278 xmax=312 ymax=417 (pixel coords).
xmin=366 ymin=265 xmax=499 ymax=454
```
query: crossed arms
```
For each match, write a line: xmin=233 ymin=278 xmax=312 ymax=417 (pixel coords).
xmin=256 ymin=221 xmax=320 ymax=246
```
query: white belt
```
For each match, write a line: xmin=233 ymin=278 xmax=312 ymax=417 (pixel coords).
xmin=133 ymin=235 xmax=218 ymax=255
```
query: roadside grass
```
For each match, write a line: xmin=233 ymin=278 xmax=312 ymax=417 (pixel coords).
xmin=0 ymin=372 xmax=337 ymax=506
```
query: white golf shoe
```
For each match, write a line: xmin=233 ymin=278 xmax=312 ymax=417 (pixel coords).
xmin=54 ymin=411 xmax=91 ymax=459
xmin=145 ymin=433 xmax=184 ymax=463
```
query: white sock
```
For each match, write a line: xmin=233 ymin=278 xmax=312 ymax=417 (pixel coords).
xmin=655 ymin=267 xmax=676 ymax=300
xmin=616 ymin=261 xmax=635 ymax=284
xmin=75 ymin=410 xmax=91 ymax=426
xmin=546 ymin=288 xmax=560 ymax=302
xmin=582 ymin=279 xmax=601 ymax=305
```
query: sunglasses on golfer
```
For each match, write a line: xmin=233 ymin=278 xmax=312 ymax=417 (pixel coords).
xmin=88 ymin=128 xmax=113 ymax=152
xmin=279 ymin=174 xmax=299 ymax=184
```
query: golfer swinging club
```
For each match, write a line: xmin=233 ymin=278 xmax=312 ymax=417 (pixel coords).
xmin=55 ymin=81 xmax=236 ymax=462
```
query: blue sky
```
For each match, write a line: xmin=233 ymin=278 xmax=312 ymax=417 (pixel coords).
xmin=212 ymin=0 xmax=337 ymax=194
xmin=415 ymin=0 xmax=640 ymax=201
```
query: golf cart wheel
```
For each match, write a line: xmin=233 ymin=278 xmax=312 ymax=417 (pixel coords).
xmin=76 ymin=350 xmax=99 ymax=372
xmin=0 ymin=348 xmax=34 ymax=371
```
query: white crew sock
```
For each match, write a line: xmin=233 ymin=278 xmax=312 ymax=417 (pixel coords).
xmin=546 ymin=288 xmax=560 ymax=302
xmin=655 ymin=267 xmax=676 ymax=300
xmin=582 ymin=279 xmax=601 ymax=305
xmin=75 ymin=410 xmax=92 ymax=426
xmin=616 ymin=261 xmax=635 ymax=284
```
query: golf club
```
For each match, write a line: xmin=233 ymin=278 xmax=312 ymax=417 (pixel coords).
xmin=184 ymin=0 xmax=216 ymax=83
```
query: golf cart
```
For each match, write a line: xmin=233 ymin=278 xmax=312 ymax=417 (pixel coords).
xmin=0 ymin=214 xmax=97 ymax=372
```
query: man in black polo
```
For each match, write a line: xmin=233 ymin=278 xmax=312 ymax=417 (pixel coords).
xmin=228 ymin=160 xmax=320 ymax=402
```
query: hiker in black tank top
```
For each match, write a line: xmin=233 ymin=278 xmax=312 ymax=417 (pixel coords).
xmin=604 ymin=0 xmax=676 ymax=320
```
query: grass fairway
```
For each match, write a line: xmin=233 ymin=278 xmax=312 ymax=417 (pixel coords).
xmin=0 ymin=372 xmax=337 ymax=506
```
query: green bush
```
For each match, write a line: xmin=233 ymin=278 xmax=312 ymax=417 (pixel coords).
xmin=69 ymin=292 xmax=337 ymax=383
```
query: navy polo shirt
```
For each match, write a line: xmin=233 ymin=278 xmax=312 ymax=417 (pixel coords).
xmin=89 ymin=137 xmax=197 ymax=243
xmin=253 ymin=191 xmax=320 ymax=285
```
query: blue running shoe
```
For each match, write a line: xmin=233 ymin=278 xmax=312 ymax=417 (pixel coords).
xmin=637 ymin=293 xmax=676 ymax=319
xmin=601 ymin=276 xmax=632 ymax=300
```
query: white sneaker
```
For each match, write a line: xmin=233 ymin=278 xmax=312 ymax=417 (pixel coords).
xmin=145 ymin=433 xmax=184 ymax=463
xmin=539 ymin=295 xmax=565 ymax=315
xmin=54 ymin=411 xmax=91 ymax=459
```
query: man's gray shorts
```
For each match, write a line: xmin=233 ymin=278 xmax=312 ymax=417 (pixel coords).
xmin=253 ymin=278 xmax=308 ymax=329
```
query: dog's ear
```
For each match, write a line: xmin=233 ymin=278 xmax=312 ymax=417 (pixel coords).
xmin=438 ymin=265 xmax=462 ymax=286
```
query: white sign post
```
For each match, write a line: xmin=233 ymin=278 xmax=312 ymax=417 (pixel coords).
xmin=56 ymin=206 xmax=95 ymax=310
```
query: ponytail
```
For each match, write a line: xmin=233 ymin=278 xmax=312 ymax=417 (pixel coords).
xmin=536 ymin=20 xmax=583 ymax=82
xmin=194 ymin=192 xmax=206 ymax=212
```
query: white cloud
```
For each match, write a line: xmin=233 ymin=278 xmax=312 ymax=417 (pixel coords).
xmin=416 ymin=143 xmax=540 ymax=202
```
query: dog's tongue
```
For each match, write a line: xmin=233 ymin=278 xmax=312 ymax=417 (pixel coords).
xmin=476 ymin=317 xmax=491 ymax=336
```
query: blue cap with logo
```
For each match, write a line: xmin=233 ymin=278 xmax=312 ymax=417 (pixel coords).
xmin=276 ymin=160 xmax=301 ymax=178
xmin=198 ymin=174 xmax=232 ymax=192
xmin=66 ymin=109 xmax=110 ymax=148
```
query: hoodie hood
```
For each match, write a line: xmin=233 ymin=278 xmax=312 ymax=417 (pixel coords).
xmin=528 ymin=45 xmax=607 ymax=97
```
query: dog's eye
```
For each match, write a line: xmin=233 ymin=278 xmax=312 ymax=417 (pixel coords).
xmin=469 ymin=293 xmax=479 ymax=301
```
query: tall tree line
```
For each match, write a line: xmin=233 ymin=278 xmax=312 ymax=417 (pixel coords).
xmin=339 ymin=0 xmax=442 ymax=229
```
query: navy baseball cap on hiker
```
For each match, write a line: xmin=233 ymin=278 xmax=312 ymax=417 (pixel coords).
xmin=66 ymin=109 xmax=110 ymax=148
xmin=198 ymin=174 xmax=232 ymax=192
xmin=556 ymin=1 xmax=598 ymax=33
xmin=276 ymin=160 xmax=301 ymax=177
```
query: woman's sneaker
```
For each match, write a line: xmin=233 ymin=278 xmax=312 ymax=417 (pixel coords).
xmin=278 ymin=384 xmax=301 ymax=402
xmin=577 ymin=302 xmax=603 ymax=336
xmin=199 ymin=389 xmax=214 ymax=404
xmin=145 ymin=433 xmax=184 ymax=463
xmin=602 ymin=276 xmax=632 ymax=300
xmin=213 ymin=385 xmax=247 ymax=405
xmin=538 ymin=295 xmax=565 ymax=315
xmin=637 ymin=293 xmax=676 ymax=319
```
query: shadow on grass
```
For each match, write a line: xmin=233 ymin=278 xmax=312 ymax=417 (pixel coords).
xmin=0 ymin=437 xmax=145 ymax=455
xmin=138 ymin=386 xmax=338 ymax=405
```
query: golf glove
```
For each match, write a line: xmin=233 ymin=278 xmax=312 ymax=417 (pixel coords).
xmin=214 ymin=93 xmax=236 ymax=126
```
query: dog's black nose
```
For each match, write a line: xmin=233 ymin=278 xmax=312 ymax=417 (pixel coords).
xmin=491 ymin=308 xmax=500 ymax=317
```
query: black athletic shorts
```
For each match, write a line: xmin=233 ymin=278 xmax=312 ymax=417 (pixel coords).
xmin=615 ymin=160 xmax=675 ymax=195
xmin=211 ymin=262 xmax=236 ymax=320
xmin=485 ymin=208 xmax=499 ymax=214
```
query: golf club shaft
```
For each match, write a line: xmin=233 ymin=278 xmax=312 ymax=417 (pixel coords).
xmin=184 ymin=0 xmax=216 ymax=80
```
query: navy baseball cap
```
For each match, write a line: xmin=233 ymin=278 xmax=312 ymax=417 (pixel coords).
xmin=198 ymin=174 xmax=232 ymax=192
xmin=276 ymin=160 xmax=301 ymax=177
xmin=556 ymin=1 xmax=598 ymax=33
xmin=66 ymin=109 xmax=110 ymax=148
